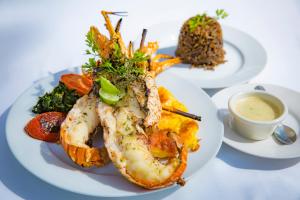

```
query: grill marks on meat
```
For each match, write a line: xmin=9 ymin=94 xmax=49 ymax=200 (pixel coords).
xmin=131 ymin=73 xmax=161 ymax=127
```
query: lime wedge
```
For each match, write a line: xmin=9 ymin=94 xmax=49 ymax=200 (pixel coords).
xmin=100 ymin=77 xmax=120 ymax=95
xmin=99 ymin=88 xmax=120 ymax=105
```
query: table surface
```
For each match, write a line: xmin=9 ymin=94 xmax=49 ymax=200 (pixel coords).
xmin=1 ymin=0 xmax=300 ymax=199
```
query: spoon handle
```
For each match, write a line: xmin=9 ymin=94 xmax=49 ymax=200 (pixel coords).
xmin=254 ymin=85 xmax=266 ymax=91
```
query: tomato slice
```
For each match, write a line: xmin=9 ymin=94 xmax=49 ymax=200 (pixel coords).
xmin=60 ymin=74 xmax=93 ymax=95
xmin=24 ymin=112 xmax=66 ymax=142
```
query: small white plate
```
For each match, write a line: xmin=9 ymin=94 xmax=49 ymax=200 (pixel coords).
xmin=146 ymin=21 xmax=267 ymax=89
xmin=212 ymin=83 xmax=300 ymax=159
xmin=6 ymin=68 xmax=223 ymax=197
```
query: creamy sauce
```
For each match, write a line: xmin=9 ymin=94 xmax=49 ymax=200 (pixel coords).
xmin=235 ymin=96 xmax=280 ymax=121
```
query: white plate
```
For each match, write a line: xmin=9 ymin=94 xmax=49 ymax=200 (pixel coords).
xmin=212 ymin=83 xmax=300 ymax=159
xmin=146 ymin=21 xmax=267 ymax=89
xmin=5 ymin=68 xmax=223 ymax=197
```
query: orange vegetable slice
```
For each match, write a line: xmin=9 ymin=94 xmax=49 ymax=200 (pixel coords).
xmin=60 ymin=74 xmax=93 ymax=95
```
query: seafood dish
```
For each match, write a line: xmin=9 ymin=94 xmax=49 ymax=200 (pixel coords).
xmin=24 ymin=11 xmax=201 ymax=189
xmin=176 ymin=10 xmax=228 ymax=69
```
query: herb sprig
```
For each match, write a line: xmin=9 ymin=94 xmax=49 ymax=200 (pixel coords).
xmin=82 ymin=57 xmax=97 ymax=73
xmin=82 ymin=30 xmax=100 ymax=74
xmin=188 ymin=9 xmax=228 ymax=32
xmin=85 ymin=30 xmax=99 ymax=56
xmin=215 ymin=9 xmax=228 ymax=20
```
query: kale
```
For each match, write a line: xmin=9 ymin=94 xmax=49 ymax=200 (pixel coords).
xmin=32 ymin=82 xmax=80 ymax=114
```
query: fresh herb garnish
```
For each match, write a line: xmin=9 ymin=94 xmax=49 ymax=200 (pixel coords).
xmin=130 ymin=51 xmax=149 ymax=63
xmin=82 ymin=28 xmax=149 ymax=90
xmin=100 ymin=48 xmax=147 ymax=85
xmin=82 ymin=28 xmax=100 ymax=74
xmin=188 ymin=13 xmax=210 ymax=32
xmin=215 ymin=9 xmax=228 ymax=20
xmin=188 ymin=9 xmax=228 ymax=32
xmin=82 ymin=57 xmax=97 ymax=74
xmin=85 ymin=30 xmax=99 ymax=56
xmin=32 ymin=82 xmax=80 ymax=114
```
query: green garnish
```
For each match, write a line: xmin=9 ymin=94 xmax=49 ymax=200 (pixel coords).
xmin=81 ymin=26 xmax=149 ymax=106
xmin=82 ymin=27 xmax=149 ymax=90
xmin=99 ymin=89 xmax=120 ymax=105
xmin=82 ymin=57 xmax=97 ymax=73
xmin=215 ymin=9 xmax=228 ymax=20
xmin=85 ymin=30 xmax=99 ymax=56
xmin=98 ymin=76 xmax=121 ymax=95
xmin=98 ymin=77 xmax=123 ymax=105
xmin=82 ymin=28 xmax=101 ymax=74
xmin=188 ymin=13 xmax=209 ymax=32
xmin=188 ymin=9 xmax=228 ymax=32
xmin=100 ymin=48 xmax=147 ymax=86
xmin=32 ymin=82 xmax=80 ymax=114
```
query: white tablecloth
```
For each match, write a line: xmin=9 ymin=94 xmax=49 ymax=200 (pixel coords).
xmin=1 ymin=0 xmax=300 ymax=199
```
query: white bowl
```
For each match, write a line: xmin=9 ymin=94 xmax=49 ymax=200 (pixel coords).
xmin=228 ymin=91 xmax=287 ymax=140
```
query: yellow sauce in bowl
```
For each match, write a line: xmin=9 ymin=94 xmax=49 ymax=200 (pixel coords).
xmin=235 ymin=96 xmax=281 ymax=121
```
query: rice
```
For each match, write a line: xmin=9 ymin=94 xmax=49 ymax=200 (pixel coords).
xmin=175 ymin=16 xmax=225 ymax=69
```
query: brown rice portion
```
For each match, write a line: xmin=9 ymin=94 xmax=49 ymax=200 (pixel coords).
xmin=175 ymin=16 xmax=225 ymax=69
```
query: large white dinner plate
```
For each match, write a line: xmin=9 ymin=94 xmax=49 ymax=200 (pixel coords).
xmin=212 ymin=83 xmax=300 ymax=159
xmin=5 ymin=68 xmax=223 ymax=197
xmin=146 ymin=21 xmax=267 ymax=89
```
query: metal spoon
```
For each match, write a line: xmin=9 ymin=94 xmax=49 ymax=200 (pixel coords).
xmin=254 ymin=85 xmax=297 ymax=144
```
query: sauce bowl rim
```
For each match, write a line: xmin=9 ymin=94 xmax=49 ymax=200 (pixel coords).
xmin=228 ymin=90 xmax=288 ymax=125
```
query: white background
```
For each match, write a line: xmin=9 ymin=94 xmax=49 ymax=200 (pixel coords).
xmin=1 ymin=0 xmax=300 ymax=199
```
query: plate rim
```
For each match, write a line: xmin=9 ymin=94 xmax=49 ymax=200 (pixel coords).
xmin=146 ymin=21 xmax=268 ymax=89
xmin=212 ymin=83 xmax=300 ymax=159
xmin=5 ymin=68 xmax=224 ymax=197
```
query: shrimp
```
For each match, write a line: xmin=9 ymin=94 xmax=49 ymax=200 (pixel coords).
xmin=138 ymin=32 xmax=182 ymax=76
xmin=89 ymin=26 xmax=112 ymax=59
xmin=140 ymin=41 xmax=159 ymax=56
xmin=60 ymin=95 xmax=110 ymax=167
xmin=86 ymin=11 xmax=181 ymax=77
xmin=101 ymin=11 xmax=127 ymax=56
xmin=150 ymin=57 xmax=182 ymax=76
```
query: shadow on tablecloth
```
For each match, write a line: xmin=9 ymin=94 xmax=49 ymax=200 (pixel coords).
xmin=0 ymin=107 xmax=177 ymax=200
xmin=217 ymin=143 xmax=300 ymax=170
